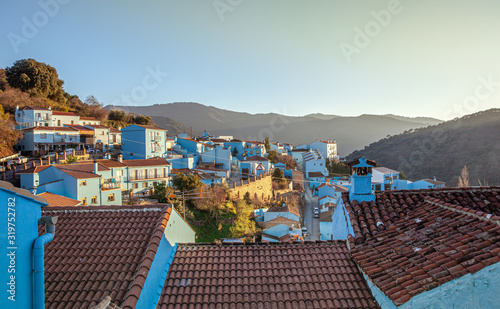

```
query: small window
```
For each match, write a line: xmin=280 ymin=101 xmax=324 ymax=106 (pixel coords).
xmin=100 ymin=131 xmax=104 ymax=135
xmin=80 ymin=180 xmax=87 ymax=186
xmin=107 ymin=194 xmax=115 ymax=201
xmin=91 ymin=196 xmax=97 ymax=204
xmin=81 ymin=198 xmax=87 ymax=205
xmin=71 ymin=120 xmax=74 ymax=124
xmin=133 ymin=183 xmax=138 ymax=189
xmin=143 ymin=182 xmax=148 ymax=188
xmin=41 ymin=133 xmax=47 ymax=139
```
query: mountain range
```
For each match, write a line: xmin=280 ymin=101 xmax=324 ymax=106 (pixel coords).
xmin=106 ymin=102 xmax=441 ymax=156
xmin=347 ymin=109 xmax=500 ymax=186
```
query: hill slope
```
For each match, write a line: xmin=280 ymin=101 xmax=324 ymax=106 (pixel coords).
xmin=347 ymin=109 xmax=500 ymax=186
xmin=106 ymin=102 xmax=441 ymax=156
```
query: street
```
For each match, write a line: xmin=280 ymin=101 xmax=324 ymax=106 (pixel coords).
xmin=302 ymin=181 xmax=320 ymax=241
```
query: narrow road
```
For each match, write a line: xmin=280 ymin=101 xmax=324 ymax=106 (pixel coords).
xmin=303 ymin=181 xmax=320 ymax=241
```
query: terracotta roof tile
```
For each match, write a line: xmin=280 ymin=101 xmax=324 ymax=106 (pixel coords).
xmin=157 ymin=242 xmax=380 ymax=309
xmin=123 ymin=157 xmax=171 ymax=167
xmin=266 ymin=205 xmax=300 ymax=217
xmin=41 ymin=204 xmax=172 ymax=308
xmin=351 ymin=195 xmax=500 ymax=306
xmin=37 ymin=192 xmax=81 ymax=206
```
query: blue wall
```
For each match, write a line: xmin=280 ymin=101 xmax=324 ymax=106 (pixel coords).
xmin=331 ymin=199 xmax=354 ymax=240
xmin=122 ymin=126 xmax=147 ymax=160
xmin=135 ymin=239 xmax=176 ymax=309
xmin=363 ymin=262 xmax=500 ymax=309
xmin=0 ymin=185 xmax=47 ymax=309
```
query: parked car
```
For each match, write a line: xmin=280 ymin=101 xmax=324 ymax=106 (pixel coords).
xmin=313 ymin=207 xmax=320 ymax=218
xmin=8 ymin=156 xmax=28 ymax=166
xmin=58 ymin=148 xmax=75 ymax=155
xmin=301 ymin=227 xmax=308 ymax=235
xmin=88 ymin=148 xmax=101 ymax=154
xmin=41 ymin=152 xmax=57 ymax=159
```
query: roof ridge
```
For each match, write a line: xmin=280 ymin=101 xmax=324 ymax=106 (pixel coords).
xmin=42 ymin=205 xmax=165 ymax=213
xmin=424 ymin=197 xmax=500 ymax=225
xmin=121 ymin=205 xmax=173 ymax=309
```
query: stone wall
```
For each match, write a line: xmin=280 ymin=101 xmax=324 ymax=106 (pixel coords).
xmin=227 ymin=174 xmax=273 ymax=202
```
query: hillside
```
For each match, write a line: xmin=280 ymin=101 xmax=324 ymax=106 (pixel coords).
xmin=106 ymin=102 xmax=442 ymax=156
xmin=347 ymin=109 xmax=500 ymax=186
xmin=151 ymin=115 xmax=199 ymax=136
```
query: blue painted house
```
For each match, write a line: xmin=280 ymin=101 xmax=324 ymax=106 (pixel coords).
xmin=200 ymin=145 xmax=232 ymax=172
xmin=0 ymin=181 xmax=49 ymax=309
xmin=18 ymin=162 xmax=122 ymax=206
xmin=176 ymin=137 xmax=205 ymax=155
xmin=409 ymin=178 xmax=445 ymax=189
xmin=240 ymin=156 xmax=271 ymax=177
xmin=121 ymin=124 xmax=167 ymax=160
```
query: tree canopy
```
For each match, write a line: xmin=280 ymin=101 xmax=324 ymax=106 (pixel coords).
xmin=172 ymin=173 xmax=204 ymax=192
xmin=5 ymin=59 xmax=66 ymax=102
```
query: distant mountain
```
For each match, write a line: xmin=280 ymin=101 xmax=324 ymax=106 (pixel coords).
xmin=151 ymin=116 xmax=198 ymax=136
xmin=106 ymin=102 xmax=442 ymax=156
xmin=347 ymin=109 xmax=500 ymax=186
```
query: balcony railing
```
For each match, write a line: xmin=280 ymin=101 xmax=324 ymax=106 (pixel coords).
xmin=152 ymin=135 xmax=161 ymax=141
xmin=102 ymin=180 xmax=121 ymax=190
xmin=128 ymin=174 xmax=167 ymax=181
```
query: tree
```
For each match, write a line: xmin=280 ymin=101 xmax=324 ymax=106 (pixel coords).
xmin=172 ymin=173 xmax=204 ymax=192
xmin=232 ymin=147 xmax=238 ymax=157
xmin=458 ymin=165 xmax=470 ymax=187
xmin=108 ymin=110 xmax=127 ymax=122
xmin=152 ymin=182 xmax=169 ymax=203
xmin=267 ymin=150 xmax=278 ymax=163
xmin=272 ymin=168 xmax=286 ymax=183
xmin=134 ymin=114 xmax=151 ymax=125
xmin=5 ymin=59 xmax=65 ymax=102
xmin=80 ymin=95 xmax=109 ymax=122
xmin=264 ymin=137 xmax=270 ymax=152
xmin=0 ymin=105 xmax=19 ymax=157
xmin=229 ymin=200 xmax=256 ymax=238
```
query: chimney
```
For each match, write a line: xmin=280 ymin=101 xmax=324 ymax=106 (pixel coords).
xmin=434 ymin=176 xmax=436 ymax=181
xmin=118 ymin=126 xmax=121 ymax=131
xmin=0 ymin=181 xmax=50 ymax=309
xmin=118 ymin=154 xmax=123 ymax=163
xmin=94 ymin=160 xmax=98 ymax=174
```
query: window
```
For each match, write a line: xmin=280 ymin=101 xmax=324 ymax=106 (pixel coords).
xmin=71 ymin=120 xmax=74 ymax=124
xmin=153 ymin=182 xmax=158 ymax=186
xmin=80 ymin=180 xmax=87 ymax=186
xmin=133 ymin=183 xmax=138 ymax=189
xmin=107 ymin=194 xmax=115 ymax=202
xmin=100 ymin=131 xmax=104 ymax=135
xmin=393 ymin=175 xmax=398 ymax=180
xmin=91 ymin=196 xmax=97 ymax=204
xmin=143 ymin=182 xmax=148 ymax=188
xmin=81 ymin=198 xmax=87 ymax=205
xmin=57 ymin=120 xmax=61 ymax=126
xmin=116 ymin=170 xmax=123 ymax=177
xmin=41 ymin=133 xmax=47 ymax=139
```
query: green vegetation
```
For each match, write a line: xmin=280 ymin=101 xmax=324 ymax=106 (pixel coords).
xmin=229 ymin=200 xmax=257 ymax=238
xmin=267 ymin=150 xmax=297 ymax=169
xmin=171 ymin=173 xmax=203 ymax=192
xmin=326 ymin=158 xmax=350 ymax=175
xmin=64 ymin=155 xmax=78 ymax=164
xmin=347 ymin=109 xmax=500 ymax=186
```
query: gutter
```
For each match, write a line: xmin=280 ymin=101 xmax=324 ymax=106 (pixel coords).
xmin=33 ymin=216 xmax=58 ymax=309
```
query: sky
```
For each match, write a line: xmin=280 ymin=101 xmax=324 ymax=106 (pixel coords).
xmin=1 ymin=0 xmax=499 ymax=120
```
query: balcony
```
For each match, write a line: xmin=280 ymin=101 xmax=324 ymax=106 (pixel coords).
xmin=152 ymin=135 xmax=161 ymax=141
xmin=128 ymin=173 xmax=167 ymax=181
xmin=102 ymin=179 xmax=121 ymax=190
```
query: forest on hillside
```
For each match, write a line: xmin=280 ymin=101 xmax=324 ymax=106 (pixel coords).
xmin=347 ymin=109 xmax=500 ymax=186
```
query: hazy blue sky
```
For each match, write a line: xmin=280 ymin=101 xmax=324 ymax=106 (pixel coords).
xmin=2 ymin=0 xmax=499 ymax=120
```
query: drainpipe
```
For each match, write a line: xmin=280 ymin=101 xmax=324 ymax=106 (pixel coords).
xmin=33 ymin=216 xmax=58 ymax=309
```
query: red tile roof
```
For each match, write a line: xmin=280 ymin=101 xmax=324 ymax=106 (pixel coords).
xmin=80 ymin=116 xmax=99 ymax=121
xmin=56 ymin=163 xmax=109 ymax=179
xmin=123 ymin=157 xmax=170 ymax=167
xmin=52 ymin=111 xmax=78 ymax=116
xmin=245 ymin=155 xmax=269 ymax=161
xmin=343 ymin=187 xmax=500 ymax=244
xmin=95 ymin=159 xmax=127 ymax=168
xmin=157 ymin=242 xmax=380 ymax=309
xmin=129 ymin=124 xmax=166 ymax=131
xmin=17 ymin=165 xmax=51 ymax=174
xmin=267 ymin=205 xmax=300 ymax=217
xmin=64 ymin=124 xmax=94 ymax=134
xmin=42 ymin=205 xmax=173 ymax=309
xmin=20 ymin=105 xmax=50 ymax=111
xmin=350 ymin=198 xmax=500 ymax=306
xmin=38 ymin=192 xmax=81 ymax=207
xmin=85 ymin=124 xmax=110 ymax=129
xmin=22 ymin=126 xmax=78 ymax=132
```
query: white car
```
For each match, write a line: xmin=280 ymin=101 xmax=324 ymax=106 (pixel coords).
xmin=8 ymin=156 xmax=28 ymax=166
xmin=313 ymin=207 xmax=320 ymax=218
xmin=58 ymin=149 xmax=75 ymax=155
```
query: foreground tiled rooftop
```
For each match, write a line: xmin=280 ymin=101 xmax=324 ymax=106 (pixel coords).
xmin=41 ymin=205 xmax=173 ymax=309
xmin=343 ymin=187 xmax=500 ymax=244
xmin=350 ymin=198 xmax=500 ymax=306
xmin=157 ymin=242 xmax=380 ymax=309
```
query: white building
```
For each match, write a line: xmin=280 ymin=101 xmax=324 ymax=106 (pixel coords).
xmin=51 ymin=111 xmax=80 ymax=127
xmin=15 ymin=106 xmax=52 ymax=129
xmin=19 ymin=126 xmax=80 ymax=155
xmin=309 ymin=140 xmax=338 ymax=161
